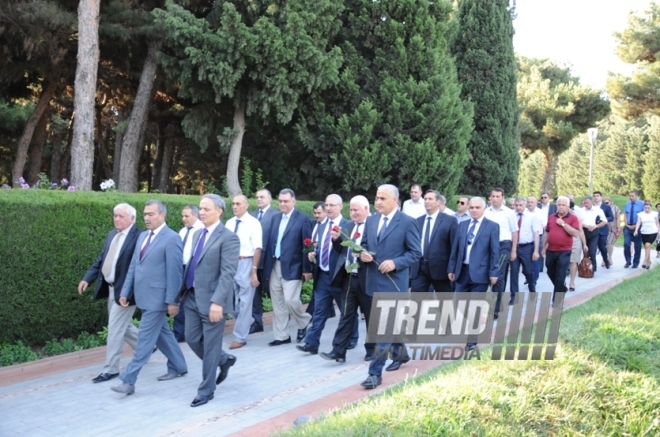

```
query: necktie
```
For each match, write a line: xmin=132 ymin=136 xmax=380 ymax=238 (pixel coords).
xmin=234 ymin=219 xmax=241 ymax=233
xmin=423 ymin=217 xmax=431 ymax=259
xmin=102 ymin=232 xmax=122 ymax=279
xmin=182 ymin=227 xmax=192 ymax=249
xmin=140 ymin=231 xmax=154 ymax=260
xmin=321 ymin=221 xmax=334 ymax=268
xmin=258 ymin=210 xmax=263 ymax=221
xmin=629 ymin=204 xmax=636 ymax=225
xmin=377 ymin=217 xmax=389 ymax=241
xmin=464 ymin=220 xmax=477 ymax=255
xmin=275 ymin=215 xmax=289 ymax=259
xmin=185 ymin=228 xmax=208 ymax=289
xmin=518 ymin=213 xmax=523 ymax=231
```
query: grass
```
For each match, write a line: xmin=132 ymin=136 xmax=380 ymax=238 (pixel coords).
xmin=281 ymin=268 xmax=660 ymax=436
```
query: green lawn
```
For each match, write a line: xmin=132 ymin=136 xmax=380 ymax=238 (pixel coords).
xmin=281 ymin=268 xmax=660 ymax=436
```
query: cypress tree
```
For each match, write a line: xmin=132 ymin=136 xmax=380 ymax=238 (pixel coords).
xmin=452 ymin=0 xmax=518 ymax=195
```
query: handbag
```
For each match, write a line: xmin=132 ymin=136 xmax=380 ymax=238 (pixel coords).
xmin=578 ymin=256 xmax=594 ymax=278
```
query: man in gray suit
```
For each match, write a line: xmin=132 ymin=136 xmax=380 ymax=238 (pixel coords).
xmin=181 ymin=194 xmax=240 ymax=407
xmin=111 ymin=200 xmax=188 ymax=396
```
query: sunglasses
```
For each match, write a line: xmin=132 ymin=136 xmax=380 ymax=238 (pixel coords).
xmin=541 ymin=196 xmax=548 ymax=199
xmin=604 ymin=202 xmax=611 ymax=205
xmin=457 ymin=200 xmax=465 ymax=205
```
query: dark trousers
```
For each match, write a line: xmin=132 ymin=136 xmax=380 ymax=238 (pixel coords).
xmin=332 ymin=273 xmax=374 ymax=355
xmin=584 ymin=228 xmax=600 ymax=273
xmin=546 ymin=250 xmax=571 ymax=302
xmin=454 ymin=265 xmax=490 ymax=293
xmin=510 ymin=243 xmax=536 ymax=298
xmin=251 ymin=269 xmax=269 ymax=329
xmin=493 ymin=240 xmax=512 ymax=315
xmin=303 ymin=270 xmax=343 ymax=348
xmin=173 ymin=295 xmax=186 ymax=342
xmin=598 ymin=231 xmax=610 ymax=267
xmin=623 ymin=227 xmax=642 ymax=266
xmin=411 ymin=261 xmax=452 ymax=293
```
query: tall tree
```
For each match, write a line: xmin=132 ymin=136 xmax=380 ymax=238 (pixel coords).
xmin=70 ymin=0 xmax=101 ymax=190
xmin=517 ymin=57 xmax=610 ymax=193
xmin=643 ymin=116 xmax=660 ymax=200
xmin=452 ymin=0 xmax=518 ymax=195
xmin=154 ymin=0 xmax=343 ymax=196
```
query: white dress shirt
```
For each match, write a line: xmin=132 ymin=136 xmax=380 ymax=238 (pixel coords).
xmin=464 ymin=217 xmax=483 ymax=264
xmin=579 ymin=206 xmax=606 ymax=227
xmin=377 ymin=210 xmax=397 ymax=235
xmin=141 ymin=222 xmax=166 ymax=251
xmin=484 ymin=205 xmax=518 ymax=242
xmin=515 ymin=210 xmax=542 ymax=245
xmin=226 ymin=213 xmax=263 ymax=257
xmin=346 ymin=222 xmax=365 ymax=272
xmin=104 ymin=223 xmax=135 ymax=284
xmin=402 ymin=199 xmax=425 ymax=218
xmin=179 ymin=219 xmax=205 ymax=265
xmin=421 ymin=210 xmax=440 ymax=256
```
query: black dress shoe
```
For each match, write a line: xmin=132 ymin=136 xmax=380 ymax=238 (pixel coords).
xmin=191 ymin=393 xmax=214 ymax=407
xmin=364 ymin=351 xmax=375 ymax=361
xmin=361 ymin=375 xmax=382 ymax=389
xmin=385 ymin=357 xmax=410 ymax=372
xmin=633 ymin=264 xmax=639 ymax=268
xmin=493 ymin=313 xmax=499 ymax=320
xmin=216 ymin=355 xmax=236 ymax=385
xmin=624 ymin=263 xmax=631 ymax=268
xmin=296 ymin=344 xmax=318 ymax=354
xmin=268 ymin=337 xmax=291 ymax=346
xmin=92 ymin=372 xmax=119 ymax=383
xmin=466 ymin=343 xmax=477 ymax=351
xmin=319 ymin=351 xmax=346 ymax=363
xmin=296 ymin=327 xmax=307 ymax=343
xmin=347 ymin=341 xmax=357 ymax=350
xmin=249 ymin=324 xmax=264 ymax=334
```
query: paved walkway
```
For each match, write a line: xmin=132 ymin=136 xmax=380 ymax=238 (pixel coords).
xmin=0 ymin=247 xmax=652 ymax=437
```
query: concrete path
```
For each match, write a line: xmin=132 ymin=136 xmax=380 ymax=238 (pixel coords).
xmin=0 ymin=247 xmax=652 ymax=437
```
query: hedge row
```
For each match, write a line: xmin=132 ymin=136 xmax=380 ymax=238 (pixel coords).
xmin=0 ymin=189 xmax=317 ymax=346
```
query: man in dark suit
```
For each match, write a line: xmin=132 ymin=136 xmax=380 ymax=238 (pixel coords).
xmin=262 ymin=188 xmax=313 ymax=346
xmin=305 ymin=201 xmax=329 ymax=318
xmin=593 ymin=191 xmax=614 ymax=268
xmin=297 ymin=194 xmax=349 ymax=354
xmin=359 ymin=184 xmax=422 ymax=389
xmin=410 ymin=190 xmax=457 ymax=293
xmin=448 ymin=197 xmax=500 ymax=350
xmin=249 ymin=189 xmax=278 ymax=334
xmin=78 ymin=203 xmax=142 ymax=383
xmin=111 ymin=200 xmax=188 ymax=396
xmin=181 ymin=194 xmax=240 ymax=407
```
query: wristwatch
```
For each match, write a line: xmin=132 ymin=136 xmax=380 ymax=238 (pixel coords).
xmin=561 ymin=223 xmax=566 ymax=227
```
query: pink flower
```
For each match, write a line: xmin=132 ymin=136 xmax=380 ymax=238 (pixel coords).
xmin=67 ymin=186 xmax=76 ymax=191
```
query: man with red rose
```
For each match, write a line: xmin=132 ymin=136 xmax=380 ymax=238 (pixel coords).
xmin=297 ymin=194 xmax=349 ymax=354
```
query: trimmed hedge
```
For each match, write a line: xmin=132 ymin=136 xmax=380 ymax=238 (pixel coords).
xmin=0 ymin=189 xmax=317 ymax=346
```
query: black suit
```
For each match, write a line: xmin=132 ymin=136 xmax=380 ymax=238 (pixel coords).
xmin=250 ymin=206 xmax=278 ymax=330
xmin=410 ymin=212 xmax=457 ymax=293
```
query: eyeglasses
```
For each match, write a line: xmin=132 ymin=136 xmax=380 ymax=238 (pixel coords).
xmin=457 ymin=200 xmax=465 ymax=205
xmin=541 ymin=196 xmax=548 ymax=199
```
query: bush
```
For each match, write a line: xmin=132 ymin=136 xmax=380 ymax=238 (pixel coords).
xmin=0 ymin=189 xmax=317 ymax=346
xmin=0 ymin=341 xmax=40 ymax=366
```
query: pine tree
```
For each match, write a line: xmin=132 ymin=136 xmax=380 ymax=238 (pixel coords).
xmin=452 ymin=0 xmax=518 ymax=195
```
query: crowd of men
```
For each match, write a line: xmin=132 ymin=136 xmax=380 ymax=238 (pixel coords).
xmin=78 ymin=184 xmax=647 ymax=402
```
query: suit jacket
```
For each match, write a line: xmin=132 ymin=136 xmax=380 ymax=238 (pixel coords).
xmin=121 ymin=225 xmax=183 ymax=311
xmin=181 ymin=221 xmax=240 ymax=315
xmin=597 ymin=202 xmax=614 ymax=236
xmin=312 ymin=216 xmax=349 ymax=286
xmin=361 ymin=211 xmax=422 ymax=295
xmin=448 ymin=217 xmax=499 ymax=284
xmin=251 ymin=206 xmax=278 ymax=269
xmin=263 ymin=209 xmax=312 ymax=281
xmin=83 ymin=225 xmax=141 ymax=305
xmin=332 ymin=221 xmax=368 ymax=290
xmin=410 ymin=212 xmax=457 ymax=280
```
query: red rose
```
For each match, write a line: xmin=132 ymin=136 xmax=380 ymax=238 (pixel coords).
xmin=353 ymin=232 xmax=361 ymax=239
xmin=304 ymin=238 xmax=312 ymax=246
xmin=332 ymin=226 xmax=340 ymax=232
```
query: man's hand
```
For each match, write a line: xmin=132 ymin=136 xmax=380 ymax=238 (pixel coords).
xmin=168 ymin=304 xmax=179 ymax=317
xmin=532 ymin=251 xmax=539 ymax=261
xmin=250 ymin=270 xmax=260 ymax=287
xmin=379 ymin=260 xmax=396 ymax=274
xmin=308 ymin=252 xmax=316 ymax=262
xmin=77 ymin=280 xmax=89 ymax=295
xmin=556 ymin=217 xmax=565 ymax=227
xmin=303 ymin=272 xmax=312 ymax=282
xmin=209 ymin=303 xmax=224 ymax=323
xmin=331 ymin=228 xmax=341 ymax=240
xmin=587 ymin=225 xmax=596 ymax=232
xmin=360 ymin=252 xmax=374 ymax=263
xmin=583 ymin=245 xmax=589 ymax=253
xmin=509 ymin=249 xmax=517 ymax=262
xmin=119 ymin=296 xmax=129 ymax=307
xmin=490 ymin=276 xmax=498 ymax=285
xmin=541 ymin=249 xmax=546 ymax=259
xmin=448 ymin=273 xmax=455 ymax=281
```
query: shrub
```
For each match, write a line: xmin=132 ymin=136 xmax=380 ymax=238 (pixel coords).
xmin=0 ymin=341 xmax=40 ymax=366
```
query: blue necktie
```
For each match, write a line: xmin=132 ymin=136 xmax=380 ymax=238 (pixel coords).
xmin=258 ymin=210 xmax=263 ymax=221
xmin=181 ymin=227 xmax=192 ymax=249
xmin=185 ymin=228 xmax=208 ymax=289
xmin=140 ymin=231 xmax=154 ymax=261
xmin=377 ymin=217 xmax=389 ymax=241
xmin=275 ymin=215 xmax=288 ymax=259
xmin=464 ymin=220 xmax=477 ymax=256
xmin=234 ymin=219 xmax=241 ymax=233
xmin=321 ymin=220 xmax=334 ymax=269
xmin=423 ymin=216 xmax=432 ymax=259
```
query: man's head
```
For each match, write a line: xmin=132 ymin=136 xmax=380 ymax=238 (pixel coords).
xmin=181 ymin=204 xmax=199 ymax=228
xmin=456 ymin=196 xmax=469 ymax=214
xmin=255 ymin=189 xmax=272 ymax=209
xmin=410 ymin=184 xmax=422 ymax=202
xmin=508 ymin=198 xmax=516 ymax=209
xmin=113 ymin=203 xmax=136 ymax=232
xmin=375 ymin=184 xmax=399 ymax=215
xmin=423 ymin=190 xmax=441 ymax=215
xmin=514 ymin=197 xmax=527 ymax=214
xmin=629 ymin=190 xmax=639 ymax=202
xmin=527 ymin=196 xmax=538 ymax=212
xmin=324 ymin=194 xmax=343 ymax=220
xmin=593 ymin=191 xmax=603 ymax=204
xmin=231 ymin=194 xmax=249 ymax=218
xmin=349 ymin=195 xmax=370 ymax=223
xmin=199 ymin=194 xmax=225 ymax=227
xmin=556 ymin=196 xmax=570 ymax=216
xmin=312 ymin=201 xmax=326 ymax=223
xmin=278 ymin=188 xmax=296 ymax=215
xmin=582 ymin=196 xmax=593 ymax=210
xmin=468 ymin=197 xmax=486 ymax=220
xmin=143 ymin=200 xmax=167 ymax=230
xmin=490 ymin=188 xmax=505 ymax=208
xmin=540 ymin=192 xmax=550 ymax=205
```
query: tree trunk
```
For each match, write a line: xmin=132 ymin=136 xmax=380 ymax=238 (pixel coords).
xmin=27 ymin=108 xmax=51 ymax=185
xmin=151 ymin=123 xmax=163 ymax=190
xmin=59 ymin=116 xmax=74 ymax=183
xmin=540 ymin=150 xmax=557 ymax=195
xmin=11 ymin=79 xmax=57 ymax=186
xmin=118 ymin=39 xmax=163 ymax=193
xmin=157 ymin=125 xmax=177 ymax=193
xmin=95 ymin=106 xmax=112 ymax=181
xmin=112 ymin=110 xmax=125 ymax=185
xmin=226 ymin=96 xmax=246 ymax=197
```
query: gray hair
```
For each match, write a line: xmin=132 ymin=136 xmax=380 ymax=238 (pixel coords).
xmin=182 ymin=204 xmax=199 ymax=217
xmin=582 ymin=195 xmax=593 ymax=202
xmin=145 ymin=199 xmax=167 ymax=214
xmin=233 ymin=194 xmax=249 ymax=205
xmin=469 ymin=197 xmax=486 ymax=208
xmin=279 ymin=188 xmax=296 ymax=199
xmin=350 ymin=195 xmax=370 ymax=208
xmin=256 ymin=188 xmax=272 ymax=199
xmin=556 ymin=196 xmax=570 ymax=205
xmin=326 ymin=193 xmax=342 ymax=205
xmin=114 ymin=203 xmax=136 ymax=218
xmin=201 ymin=193 xmax=226 ymax=211
xmin=515 ymin=196 xmax=526 ymax=203
xmin=378 ymin=184 xmax=399 ymax=199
